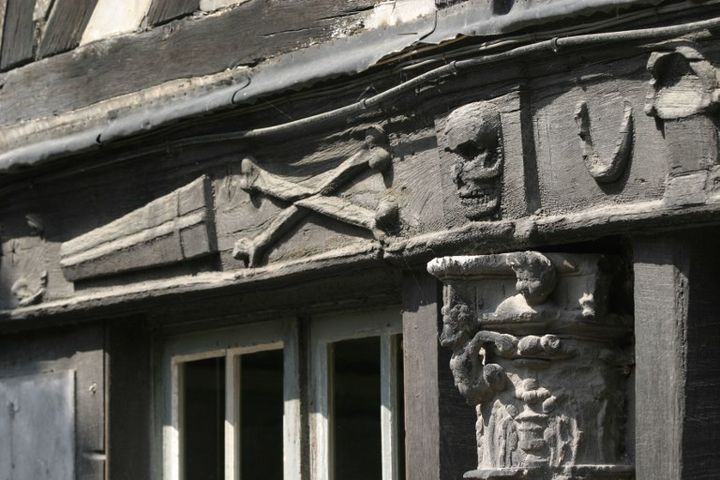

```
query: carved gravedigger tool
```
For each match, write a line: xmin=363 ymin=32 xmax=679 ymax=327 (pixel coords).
xmin=233 ymin=126 xmax=397 ymax=267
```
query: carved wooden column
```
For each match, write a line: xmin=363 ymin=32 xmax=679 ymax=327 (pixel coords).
xmin=427 ymin=252 xmax=633 ymax=479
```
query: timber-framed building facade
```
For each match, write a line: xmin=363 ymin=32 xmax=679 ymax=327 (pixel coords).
xmin=0 ymin=1 xmax=718 ymax=479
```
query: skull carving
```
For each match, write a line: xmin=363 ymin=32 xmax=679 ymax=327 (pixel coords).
xmin=441 ymin=102 xmax=504 ymax=220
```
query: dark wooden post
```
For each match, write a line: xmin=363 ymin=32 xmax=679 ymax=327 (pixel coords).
xmin=402 ymin=272 xmax=441 ymax=480
xmin=633 ymin=230 xmax=720 ymax=479
xmin=106 ymin=317 xmax=152 ymax=480
xmin=402 ymin=271 xmax=476 ymax=480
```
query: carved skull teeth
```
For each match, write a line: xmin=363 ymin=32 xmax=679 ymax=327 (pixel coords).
xmin=458 ymin=184 xmax=500 ymax=217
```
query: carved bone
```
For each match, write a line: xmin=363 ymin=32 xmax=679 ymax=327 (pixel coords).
xmin=233 ymin=129 xmax=394 ymax=267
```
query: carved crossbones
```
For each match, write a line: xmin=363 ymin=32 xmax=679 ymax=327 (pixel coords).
xmin=233 ymin=127 xmax=396 ymax=267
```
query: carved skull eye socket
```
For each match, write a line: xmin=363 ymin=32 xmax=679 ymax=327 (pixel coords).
xmin=453 ymin=141 xmax=486 ymax=161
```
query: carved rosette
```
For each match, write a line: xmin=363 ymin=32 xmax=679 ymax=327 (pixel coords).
xmin=428 ymin=252 xmax=633 ymax=479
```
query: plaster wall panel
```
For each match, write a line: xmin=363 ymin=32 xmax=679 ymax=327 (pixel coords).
xmin=80 ymin=0 xmax=153 ymax=45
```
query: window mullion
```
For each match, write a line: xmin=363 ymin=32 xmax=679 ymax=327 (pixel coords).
xmin=283 ymin=319 xmax=302 ymax=480
xmin=311 ymin=338 xmax=332 ymax=480
xmin=380 ymin=334 xmax=400 ymax=480
xmin=171 ymin=361 xmax=184 ymax=480
xmin=225 ymin=353 xmax=240 ymax=480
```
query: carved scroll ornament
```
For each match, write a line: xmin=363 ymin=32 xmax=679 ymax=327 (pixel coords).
xmin=428 ymin=252 xmax=633 ymax=479
xmin=438 ymin=101 xmax=504 ymax=220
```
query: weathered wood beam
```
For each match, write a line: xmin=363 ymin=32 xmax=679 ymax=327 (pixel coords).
xmin=146 ymin=0 xmax=199 ymax=26
xmin=0 ymin=0 xmax=7 ymax=63
xmin=633 ymin=230 xmax=720 ymax=479
xmin=0 ymin=0 xmax=376 ymax=125
xmin=402 ymin=272 xmax=441 ymax=479
xmin=106 ymin=317 xmax=151 ymax=480
xmin=36 ymin=0 xmax=99 ymax=59
xmin=0 ymin=0 xmax=35 ymax=70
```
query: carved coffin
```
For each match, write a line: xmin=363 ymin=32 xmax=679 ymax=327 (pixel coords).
xmin=60 ymin=176 xmax=216 ymax=282
xmin=428 ymin=252 xmax=633 ymax=479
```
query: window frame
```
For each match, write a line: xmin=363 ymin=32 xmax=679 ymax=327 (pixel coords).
xmin=155 ymin=318 xmax=301 ymax=480
xmin=155 ymin=306 xmax=403 ymax=480
xmin=309 ymin=308 xmax=403 ymax=480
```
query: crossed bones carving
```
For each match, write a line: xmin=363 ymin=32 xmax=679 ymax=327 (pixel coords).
xmin=233 ymin=127 xmax=397 ymax=267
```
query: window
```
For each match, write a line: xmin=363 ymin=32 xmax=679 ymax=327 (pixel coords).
xmin=310 ymin=309 xmax=404 ymax=480
xmin=158 ymin=319 xmax=301 ymax=480
xmin=157 ymin=308 xmax=403 ymax=480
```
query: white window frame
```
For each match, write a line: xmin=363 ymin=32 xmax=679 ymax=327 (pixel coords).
xmin=156 ymin=318 xmax=301 ymax=480
xmin=309 ymin=307 xmax=403 ymax=480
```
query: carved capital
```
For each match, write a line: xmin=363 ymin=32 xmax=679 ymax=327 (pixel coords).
xmin=428 ymin=252 xmax=633 ymax=479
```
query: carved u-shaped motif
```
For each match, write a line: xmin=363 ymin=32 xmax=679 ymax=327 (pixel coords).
xmin=574 ymin=100 xmax=634 ymax=183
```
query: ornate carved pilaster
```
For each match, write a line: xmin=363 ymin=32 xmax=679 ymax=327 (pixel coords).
xmin=427 ymin=252 xmax=633 ymax=479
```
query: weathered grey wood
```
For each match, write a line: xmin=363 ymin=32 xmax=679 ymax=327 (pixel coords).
xmin=0 ymin=0 xmax=7 ymax=63
xmin=401 ymin=272 xmax=440 ymax=479
xmin=36 ymin=0 xmax=99 ymax=59
xmin=107 ymin=317 xmax=151 ymax=480
xmin=0 ymin=325 xmax=105 ymax=479
xmin=0 ymin=0 xmax=35 ymax=70
xmin=0 ymin=370 xmax=75 ymax=480
xmin=74 ymin=326 xmax=105 ymax=480
xmin=0 ymin=0 xmax=376 ymax=125
xmin=662 ymin=116 xmax=717 ymax=207
xmin=146 ymin=0 xmax=199 ymax=26
xmin=634 ymin=231 xmax=720 ymax=479
xmin=59 ymin=175 xmax=216 ymax=282
xmin=437 ymin=342 xmax=477 ymax=480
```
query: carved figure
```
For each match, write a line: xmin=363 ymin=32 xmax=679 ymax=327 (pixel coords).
xmin=645 ymin=43 xmax=720 ymax=120
xmin=574 ymin=101 xmax=634 ymax=183
xmin=439 ymin=102 xmax=504 ymax=220
xmin=428 ymin=252 xmax=633 ymax=479
xmin=233 ymin=126 xmax=398 ymax=267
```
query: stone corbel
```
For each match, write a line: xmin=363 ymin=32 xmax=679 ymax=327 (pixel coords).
xmin=428 ymin=251 xmax=633 ymax=479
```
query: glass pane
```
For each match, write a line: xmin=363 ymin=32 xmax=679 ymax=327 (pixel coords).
xmin=241 ymin=349 xmax=284 ymax=480
xmin=333 ymin=336 xmax=381 ymax=480
xmin=183 ymin=357 xmax=225 ymax=480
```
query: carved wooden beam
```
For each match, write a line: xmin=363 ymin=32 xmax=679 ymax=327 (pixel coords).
xmin=59 ymin=175 xmax=217 ymax=282
xmin=232 ymin=126 xmax=397 ymax=267
xmin=428 ymin=251 xmax=633 ymax=479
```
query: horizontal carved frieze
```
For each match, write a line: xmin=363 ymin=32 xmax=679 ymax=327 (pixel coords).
xmin=5 ymin=38 xmax=720 ymax=312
